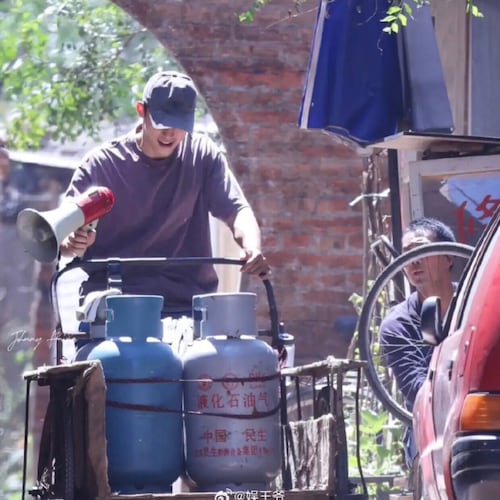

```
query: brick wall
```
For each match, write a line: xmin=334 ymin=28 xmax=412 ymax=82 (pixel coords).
xmin=113 ymin=0 xmax=366 ymax=363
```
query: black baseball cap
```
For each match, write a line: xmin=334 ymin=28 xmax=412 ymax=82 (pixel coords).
xmin=142 ymin=71 xmax=197 ymax=133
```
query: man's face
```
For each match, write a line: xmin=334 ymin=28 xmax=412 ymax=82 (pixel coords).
xmin=402 ymin=230 xmax=452 ymax=289
xmin=139 ymin=107 xmax=186 ymax=160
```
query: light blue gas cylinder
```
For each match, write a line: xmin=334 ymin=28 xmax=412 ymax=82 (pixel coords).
xmin=183 ymin=293 xmax=281 ymax=492
xmin=76 ymin=295 xmax=183 ymax=494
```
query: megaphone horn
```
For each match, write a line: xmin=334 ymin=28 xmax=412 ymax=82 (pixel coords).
xmin=16 ymin=186 xmax=115 ymax=263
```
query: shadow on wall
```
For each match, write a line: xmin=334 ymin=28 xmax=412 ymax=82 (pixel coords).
xmin=333 ymin=315 xmax=358 ymax=355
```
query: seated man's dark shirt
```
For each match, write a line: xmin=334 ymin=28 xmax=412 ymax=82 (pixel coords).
xmin=379 ymin=291 xmax=434 ymax=466
xmin=379 ymin=291 xmax=433 ymax=412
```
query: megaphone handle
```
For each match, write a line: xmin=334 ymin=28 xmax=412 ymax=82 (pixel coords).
xmin=74 ymin=221 xmax=97 ymax=258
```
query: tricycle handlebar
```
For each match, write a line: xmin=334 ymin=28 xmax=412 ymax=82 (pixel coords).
xmin=51 ymin=256 xmax=281 ymax=349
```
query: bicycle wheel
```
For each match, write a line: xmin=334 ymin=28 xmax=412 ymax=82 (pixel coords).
xmin=357 ymin=242 xmax=474 ymax=425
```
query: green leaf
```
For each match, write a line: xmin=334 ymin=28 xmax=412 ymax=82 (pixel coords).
xmin=360 ymin=409 xmax=388 ymax=434
xmin=380 ymin=15 xmax=397 ymax=23
xmin=387 ymin=6 xmax=402 ymax=15
xmin=403 ymin=3 xmax=413 ymax=16
xmin=471 ymin=5 xmax=483 ymax=17
xmin=0 ymin=0 xmax=181 ymax=149
xmin=238 ymin=12 xmax=254 ymax=23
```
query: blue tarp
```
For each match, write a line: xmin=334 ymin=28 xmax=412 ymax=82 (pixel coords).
xmin=298 ymin=0 xmax=454 ymax=147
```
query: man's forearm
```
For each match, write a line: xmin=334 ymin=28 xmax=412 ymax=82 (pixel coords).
xmin=230 ymin=207 xmax=262 ymax=251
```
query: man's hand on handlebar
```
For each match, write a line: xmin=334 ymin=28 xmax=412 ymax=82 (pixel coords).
xmin=240 ymin=248 xmax=271 ymax=278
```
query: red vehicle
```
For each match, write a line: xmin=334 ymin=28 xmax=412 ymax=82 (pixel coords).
xmin=413 ymin=207 xmax=500 ymax=500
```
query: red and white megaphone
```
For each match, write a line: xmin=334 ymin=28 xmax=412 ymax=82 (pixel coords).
xmin=16 ymin=186 xmax=115 ymax=263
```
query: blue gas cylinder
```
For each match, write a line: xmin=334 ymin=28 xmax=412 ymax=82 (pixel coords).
xmin=76 ymin=295 xmax=183 ymax=494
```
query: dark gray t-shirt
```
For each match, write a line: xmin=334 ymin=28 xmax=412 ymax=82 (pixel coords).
xmin=65 ymin=130 xmax=249 ymax=313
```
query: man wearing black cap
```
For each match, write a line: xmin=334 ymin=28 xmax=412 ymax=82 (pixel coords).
xmin=60 ymin=71 xmax=269 ymax=319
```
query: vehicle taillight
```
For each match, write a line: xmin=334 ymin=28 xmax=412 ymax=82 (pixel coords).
xmin=460 ymin=393 xmax=500 ymax=431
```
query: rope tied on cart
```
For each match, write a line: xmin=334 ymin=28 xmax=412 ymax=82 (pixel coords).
xmin=105 ymin=373 xmax=281 ymax=384
xmin=105 ymin=372 xmax=282 ymax=418
xmin=105 ymin=399 xmax=281 ymax=419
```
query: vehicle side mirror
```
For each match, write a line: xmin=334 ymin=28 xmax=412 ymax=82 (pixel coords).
xmin=421 ymin=296 xmax=445 ymax=346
